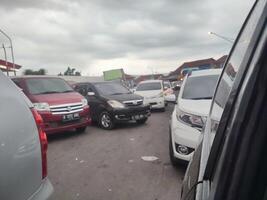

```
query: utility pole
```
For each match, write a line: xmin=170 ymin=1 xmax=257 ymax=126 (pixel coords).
xmin=208 ymin=31 xmax=234 ymax=43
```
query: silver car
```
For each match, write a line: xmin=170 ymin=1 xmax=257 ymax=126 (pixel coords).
xmin=0 ymin=71 xmax=53 ymax=200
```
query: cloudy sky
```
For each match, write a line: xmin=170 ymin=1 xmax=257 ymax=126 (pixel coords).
xmin=0 ymin=0 xmax=254 ymax=76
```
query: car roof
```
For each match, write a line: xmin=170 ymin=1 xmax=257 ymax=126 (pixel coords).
xmin=10 ymin=75 xmax=65 ymax=80
xmin=189 ymin=68 xmax=223 ymax=77
xmin=139 ymin=80 xmax=162 ymax=84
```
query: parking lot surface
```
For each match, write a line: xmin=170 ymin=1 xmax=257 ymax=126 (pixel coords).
xmin=48 ymin=105 xmax=185 ymax=200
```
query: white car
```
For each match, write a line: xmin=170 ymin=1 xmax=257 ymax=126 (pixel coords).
xmin=135 ymin=80 xmax=165 ymax=111
xmin=169 ymin=69 xmax=222 ymax=165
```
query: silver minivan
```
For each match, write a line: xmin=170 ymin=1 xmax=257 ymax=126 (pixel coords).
xmin=0 ymin=71 xmax=53 ymax=200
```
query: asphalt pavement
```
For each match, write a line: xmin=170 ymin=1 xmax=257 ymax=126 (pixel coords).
xmin=48 ymin=104 xmax=186 ymax=200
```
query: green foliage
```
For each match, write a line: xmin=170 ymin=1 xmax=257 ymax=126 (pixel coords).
xmin=23 ymin=68 xmax=47 ymax=75
xmin=62 ymin=67 xmax=81 ymax=76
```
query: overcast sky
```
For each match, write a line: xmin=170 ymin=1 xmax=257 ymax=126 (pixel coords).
xmin=0 ymin=0 xmax=254 ymax=76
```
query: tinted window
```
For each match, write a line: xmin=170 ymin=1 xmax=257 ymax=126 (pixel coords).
xmin=182 ymin=75 xmax=220 ymax=100
xmin=136 ymin=82 xmax=162 ymax=91
xmin=75 ymin=84 xmax=88 ymax=96
xmin=94 ymin=83 xmax=130 ymax=95
xmin=12 ymin=79 xmax=22 ymax=88
xmin=26 ymin=78 xmax=73 ymax=95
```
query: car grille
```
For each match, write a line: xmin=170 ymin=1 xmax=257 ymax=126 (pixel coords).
xmin=50 ymin=102 xmax=83 ymax=115
xmin=123 ymin=99 xmax=143 ymax=107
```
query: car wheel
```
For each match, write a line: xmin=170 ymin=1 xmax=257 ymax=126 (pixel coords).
xmin=76 ymin=126 xmax=87 ymax=133
xmin=99 ymin=111 xmax=114 ymax=130
xmin=136 ymin=117 xmax=148 ymax=124
xmin=169 ymin=133 xmax=180 ymax=167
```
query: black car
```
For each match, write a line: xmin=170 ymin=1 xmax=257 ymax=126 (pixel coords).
xmin=73 ymin=81 xmax=151 ymax=129
xmin=181 ymin=0 xmax=267 ymax=200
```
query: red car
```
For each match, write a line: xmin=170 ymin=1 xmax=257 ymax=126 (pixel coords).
xmin=12 ymin=76 xmax=91 ymax=134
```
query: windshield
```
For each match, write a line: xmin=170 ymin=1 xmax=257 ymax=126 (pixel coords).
xmin=136 ymin=82 xmax=162 ymax=91
xmin=182 ymin=75 xmax=219 ymax=99
xmin=26 ymin=78 xmax=74 ymax=95
xmin=94 ymin=82 xmax=130 ymax=95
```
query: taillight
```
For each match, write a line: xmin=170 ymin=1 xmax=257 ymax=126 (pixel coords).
xmin=31 ymin=108 xmax=48 ymax=179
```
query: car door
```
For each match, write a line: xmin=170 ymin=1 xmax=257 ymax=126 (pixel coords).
xmin=85 ymin=84 xmax=103 ymax=120
xmin=181 ymin=0 xmax=267 ymax=199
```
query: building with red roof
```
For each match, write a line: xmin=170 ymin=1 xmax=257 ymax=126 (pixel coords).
xmin=0 ymin=59 xmax=22 ymax=75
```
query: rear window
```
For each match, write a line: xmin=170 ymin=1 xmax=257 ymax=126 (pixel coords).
xmin=136 ymin=82 xmax=162 ymax=91
xmin=182 ymin=75 xmax=219 ymax=100
xmin=26 ymin=78 xmax=74 ymax=95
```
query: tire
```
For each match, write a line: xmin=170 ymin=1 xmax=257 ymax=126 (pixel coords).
xmin=99 ymin=111 xmax=115 ymax=130
xmin=136 ymin=117 xmax=148 ymax=124
xmin=161 ymin=107 xmax=166 ymax=112
xmin=169 ymin=133 xmax=180 ymax=167
xmin=76 ymin=126 xmax=87 ymax=133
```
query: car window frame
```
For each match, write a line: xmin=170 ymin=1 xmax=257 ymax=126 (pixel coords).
xmin=207 ymin=25 xmax=267 ymax=200
xmin=203 ymin=0 xmax=267 ymax=189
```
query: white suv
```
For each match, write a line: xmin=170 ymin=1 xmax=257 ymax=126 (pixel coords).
xmin=169 ymin=69 xmax=222 ymax=164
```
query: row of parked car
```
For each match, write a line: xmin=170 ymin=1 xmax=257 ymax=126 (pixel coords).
xmin=0 ymin=73 xmax=177 ymax=199
xmin=12 ymin=76 xmax=177 ymax=132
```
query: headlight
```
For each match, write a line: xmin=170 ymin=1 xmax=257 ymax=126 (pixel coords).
xmin=33 ymin=103 xmax=50 ymax=111
xmin=176 ymin=107 xmax=206 ymax=129
xmin=107 ymin=100 xmax=125 ymax=108
xmin=81 ymin=98 xmax=88 ymax=107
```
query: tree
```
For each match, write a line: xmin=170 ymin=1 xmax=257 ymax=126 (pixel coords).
xmin=23 ymin=68 xmax=47 ymax=75
xmin=62 ymin=67 xmax=81 ymax=76
xmin=75 ymin=71 xmax=81 ymax=76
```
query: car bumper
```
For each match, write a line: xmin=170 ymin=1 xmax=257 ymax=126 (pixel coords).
xmin=110 ymin=105 xmax=151 ymax=122
xmin=28 ymin=178 xmax=53 ymax=200
xmin=144 ymin=97 xmax=165 ymax=109
xmin=39 ymin=107 xmax=91 ymax=134
xmin=170 ymin=109 xmax=201 ymax=161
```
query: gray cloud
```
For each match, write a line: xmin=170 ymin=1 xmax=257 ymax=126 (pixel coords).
xmin=0 ymin=0 xmax=254 ymax=75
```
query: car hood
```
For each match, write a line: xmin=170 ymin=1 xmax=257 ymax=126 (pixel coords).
xmin=103 ymin=93 xmax=143 ymax=102
xmin=134 ymin=90 xmax=161 ymax=98
xmin=178 ymin=98 xmax=212 ymax=117
xmin=29 ymin=92 xmax=84 ymax=106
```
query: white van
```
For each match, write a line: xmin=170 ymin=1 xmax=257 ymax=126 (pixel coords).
xmin=134 ymin=80 xmax=165 ymax=111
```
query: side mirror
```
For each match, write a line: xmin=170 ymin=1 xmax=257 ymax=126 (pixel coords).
xmin=87 ymin=92 xmax=95 ymax=96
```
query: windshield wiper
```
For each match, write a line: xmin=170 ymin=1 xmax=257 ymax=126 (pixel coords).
xmin=37 ymin=91 xmax=61 ymax=94
xmin=110 ymin=92 xmax=124 ymax=95
xmin=62 ymin=90 xmax=74 ymax=93
xmin=189 ymin=97 xmax=213 ymax=100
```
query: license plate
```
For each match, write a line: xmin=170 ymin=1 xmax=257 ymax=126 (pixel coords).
xmin=62 ymin=113 xmax=80 ymax=122
xmin=133 ymin=114 xmax=144 ymax=120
